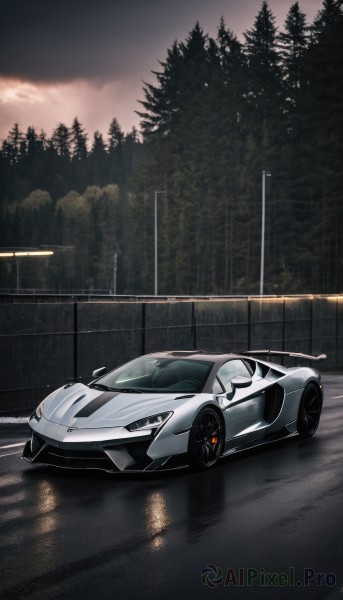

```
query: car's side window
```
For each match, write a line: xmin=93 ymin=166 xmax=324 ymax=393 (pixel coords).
xmin=217 ymin=360 xmax=251 ymax=392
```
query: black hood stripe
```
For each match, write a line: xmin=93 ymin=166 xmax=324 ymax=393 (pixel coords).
xmin=75 ymin=392 xmax=120 ymax=417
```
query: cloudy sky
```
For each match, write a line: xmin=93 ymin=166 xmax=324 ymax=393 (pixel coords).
xmin=0 ymin=0 xmax=324 ymax=141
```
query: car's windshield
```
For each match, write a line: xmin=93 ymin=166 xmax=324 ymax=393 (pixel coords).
xmin=92 ymin=357 xmax=214 ymax=393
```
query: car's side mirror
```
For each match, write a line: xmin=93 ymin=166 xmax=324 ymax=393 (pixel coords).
xmin=92 ymin=367 xmax=107 ymax=378
xmin=226 ymin=375 xmax=252 ymax=399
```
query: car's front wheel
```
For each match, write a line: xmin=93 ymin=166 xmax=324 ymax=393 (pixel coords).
xmin=297 ymin=383 xmax=322 ymax=437
xmin=188 ymin=407 xmax=224 ymax=470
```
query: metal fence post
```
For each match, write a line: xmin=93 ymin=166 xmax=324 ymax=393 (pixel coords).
xmin=73 ymin=302 xmax=78 ymax=382
xmin=247 ymin=298 xmax=251 ymax=350
xmin=192 ymin=302 xmax=196 ymax=350
xmin=141 ymin=303 xmax=146 ymax=355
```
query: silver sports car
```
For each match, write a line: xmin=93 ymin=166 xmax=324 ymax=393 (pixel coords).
xmin=22 ymin=349 xmax=326 ymax=473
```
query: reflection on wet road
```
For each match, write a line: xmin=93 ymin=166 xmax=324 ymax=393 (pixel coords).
xmin=0 ymin=374 xmax=342 ymax=599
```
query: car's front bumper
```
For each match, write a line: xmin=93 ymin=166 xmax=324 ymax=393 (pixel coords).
xmin=22 ymin=421 xmax=188 ymax=472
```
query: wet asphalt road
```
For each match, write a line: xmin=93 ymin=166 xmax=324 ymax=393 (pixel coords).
xmin=0 ymin=374 xmax=342 ymax=600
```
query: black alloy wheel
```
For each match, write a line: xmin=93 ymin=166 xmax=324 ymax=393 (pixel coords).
xmin=188 ymin=407 xmax=224 ymax=469
xmin=297 ymin=383 xmax=322 ymax=437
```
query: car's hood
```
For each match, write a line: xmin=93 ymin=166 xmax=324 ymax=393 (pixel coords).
xmin=41 ymin=383 xmax=194 ymax=428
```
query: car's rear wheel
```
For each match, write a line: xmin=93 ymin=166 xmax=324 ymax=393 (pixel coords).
xmin=297 ymin=383 xmax=322 ymax=437
xmin=188 ymin=408 xmax=224 ymax=469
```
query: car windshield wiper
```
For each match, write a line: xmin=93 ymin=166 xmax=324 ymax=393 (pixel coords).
xmin=89 ymin=383 xmax=116 ymax=391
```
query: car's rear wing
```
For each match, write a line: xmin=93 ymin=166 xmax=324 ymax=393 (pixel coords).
xmin=241 ymin=350 xmax=327 ymax=361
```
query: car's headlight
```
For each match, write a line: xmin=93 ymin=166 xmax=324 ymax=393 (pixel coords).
xmin=31 ymin=400 xmax=45 ymax=421
xmin=126 ymin=411 xmax=173 ymax=432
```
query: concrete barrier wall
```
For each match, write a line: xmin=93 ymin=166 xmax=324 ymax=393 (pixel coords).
xmin=1 ymin=295 xmax=342 ymax=414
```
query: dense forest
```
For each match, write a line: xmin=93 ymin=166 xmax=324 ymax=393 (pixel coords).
xmin=1 ymin=0 xmax=342 ymax=295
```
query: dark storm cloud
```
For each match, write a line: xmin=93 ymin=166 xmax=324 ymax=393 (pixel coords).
xmin=0 ymin=0 xmax=224 ymax=82
xmin=1 ymin=0 xmax=323 ymax=84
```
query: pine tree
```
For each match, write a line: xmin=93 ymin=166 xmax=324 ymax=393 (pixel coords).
xmin=243 ymin=1 xmax=283 ymax=138
xmin=25 ymin=126 xmax=43 ymax=157
xmin=6 ymin=123 xmax=24 ymax=164
xmin=278 ymin=2 xmax=308 ymax=120
xmin=297 ymin=2 xmax=343 ymax=291
xmin=52 ymin=123 xmax=71 ymax=158
xmin=311 ymin=0 xmax=342 ymax=41
xmin=137 ymin=41 xmax=184 ymax=136
xmin=121 ymin=128 xmax=144 ymax=183
xmin=107 ymin=118 xmax=124 ymax=151
xmin=105 ymin=118 xmax=124 ymax=184
xmin=89 ymin=131 xmax=108 ymax=186
xmin=138 ymin=23 xmax=211 ymax=138
xmin=217 ymin=17 xmax=246 ymax=97
xmin=71 ymin=117 xmax=88 ymax=161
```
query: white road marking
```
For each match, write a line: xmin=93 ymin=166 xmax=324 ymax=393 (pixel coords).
xmin=0 ymin=442 xmax=26 ymax=449
xmin=0 ymin=451 xmax=23 ymax=458
xmin=332 ymin=395 xmax=343 ymax=399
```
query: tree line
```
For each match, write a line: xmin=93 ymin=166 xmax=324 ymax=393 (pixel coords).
xmin=1 ymin=0 xmax=342 ymax=295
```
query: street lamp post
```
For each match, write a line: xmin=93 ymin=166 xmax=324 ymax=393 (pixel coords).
xmin=154 ymin=190 xmax=166 ymax=296
xmin=260 ymin=170 xmax=271 ymax=296
xmin=16 ymin=255 xmax=20 ymax=293
xmin=113 ymin=252 xmax=118 ymax=295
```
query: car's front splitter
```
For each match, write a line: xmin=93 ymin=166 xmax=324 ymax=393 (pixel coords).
xmin=22 ymin=429 xmax=189 ymax=473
